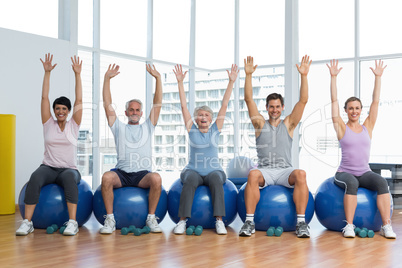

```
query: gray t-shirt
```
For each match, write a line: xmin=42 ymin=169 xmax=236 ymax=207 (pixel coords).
xmin=256 ymin=120 xmax=292 ymax=169
xmin=110 ymin=117 xmax=154 ymax=172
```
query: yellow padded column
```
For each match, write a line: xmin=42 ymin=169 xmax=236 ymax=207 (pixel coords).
xmin=0 ymin=114 xmax=16 ymax=214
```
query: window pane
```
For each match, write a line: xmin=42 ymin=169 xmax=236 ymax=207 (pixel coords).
xmin=360 ymin=0 xmax=402 ymax=56
xmin=360 ymin=58 xmax=402 ymax=164
xmin=154 ymin=64 xmax=188 ymax=189
xmin=299 ymin=62 xmax=354 ymax=192
xmin=77 ymin=50 xmax=93 ymax=188
xmin=154 ymin=0 xmax=190 ymax=65
xmin=0 ymin=0 xmax=57 ymax=38
xmin=100 ymin=0 xmax=147 ymax=56
xmin=78 ymin=0 xmax=93 ymax=47
xmin=99 ymin=55 xmax=146 ymax=177
xmin=239 ymin=66 xmax=285 ymax=162
xmin=195 ymin=69 xmax=235 ymax=170
xmin=299 ymin=0 xmax=354 ymax=60
xmin=240 ymin=0 xmax=285 ymax=66
xmin=196 ymin=0 xmax=234 ymax=69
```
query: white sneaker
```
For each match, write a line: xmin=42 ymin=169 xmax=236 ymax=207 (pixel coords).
xmin=63 ymin=220 xmax=79 ymax=236
xmin=100 ymin=215 xmax=116 ymax=234
xmin=146 ymin=216 xmax=162 ymax=233
xmin=342 ymin=223 xmax=356 ymax=238
xmin=215 ymin=220 xmax=227 ymax=235
xmin=16 ymin=219 xmax=34 ymax=236
xmin=174 ymin=219 xmax=187 ymax=234
xmin=380 ymin=224 xmax=396 ymax=239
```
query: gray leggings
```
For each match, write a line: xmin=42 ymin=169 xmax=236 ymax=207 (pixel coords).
xmin=179 ymin=169 xmax=226 ymax=218
xmin=334 ymin=171 xmax=389 ymax=195
xmin=24 ymin=164 xmax=81 ymax=204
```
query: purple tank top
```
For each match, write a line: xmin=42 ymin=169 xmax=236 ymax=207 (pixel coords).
xmin=337 ymin=125 xmax=371 ymax=176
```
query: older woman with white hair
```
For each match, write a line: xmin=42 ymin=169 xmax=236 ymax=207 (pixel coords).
xmin=172 ymin=64 xmax=238 ymax=235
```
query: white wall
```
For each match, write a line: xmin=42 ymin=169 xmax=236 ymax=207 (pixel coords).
xmin=0 ymin=27 xmax=76 ymax=203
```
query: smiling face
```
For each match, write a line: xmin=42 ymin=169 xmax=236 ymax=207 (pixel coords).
xmin=345 ymin=100 xmax=362 ymax=122
xmin=195 ymin=109 xmax=212 ymax=129
xmin=53 ymin=104 xmax=70 ymax=122
xmin=266 ymin=99 xmax=284 ymax=120
xmin=125 ymin=101 xmax=143 ymax=125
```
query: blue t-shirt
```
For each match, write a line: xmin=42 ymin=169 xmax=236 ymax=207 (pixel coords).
xmin=110 ymin=117 xmax=154 ymax=173
xmin=184 ymin=122 xmax=223 ymax=176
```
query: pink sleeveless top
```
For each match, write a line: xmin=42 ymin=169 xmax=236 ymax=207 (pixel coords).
xmin=337 ymin=125 xmax=371 ymax=176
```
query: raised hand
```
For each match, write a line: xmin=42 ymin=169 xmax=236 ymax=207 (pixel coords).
xmin=370 ymin=59 xmax=387 ymax=77
xmin=326 ymin=59 xmax=343 ymax=77
xmin=296 ymin=55 xmax=312 ymax=76
xmin=173 ymin=64 xmax=188 ymax=82
xmin=105 ymin=64 xmax=120 ymax=79
xmin=71 ymin=55 xmax=82 ymax=74
xmin=227 ymin=64 xmax=239 ymax=82
xmin=244 ymin=56 xmax=258 ymax=75
xmin=146 ymin=64 xmax=161 ymax=79
xmin=40 ymin=53 xmax=57 ymax=72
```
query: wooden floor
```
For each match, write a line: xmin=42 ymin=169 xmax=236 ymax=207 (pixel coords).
xmin=1 ymin=210 xmax=402 ymax=268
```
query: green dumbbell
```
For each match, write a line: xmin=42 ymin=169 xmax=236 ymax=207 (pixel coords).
xmin=46 ymin=224 xmax=59 ymax=234
xmin=266 ymin=226 xmax=275 ymax=236
xmin=367 ymin=230 xmax=375 ymax=238
xmin=362 ymin=227 xmax=368 ymax=233
xmin=274 ymin=226 xmax=283 ymax=237
xmin=133 ymin=226 xmax=151 ymax=236
xmin=354 ymin=227 xmax=361 ymax=235
xmin=186 ymin=225 xmax=196 ymax=235
xmin=59 ymin=226 xmax=66 ymax=234
xmin=358 ymin=229 xmax=367 ymax=238
xmin=194 ymin=225 xmax=203 ymax=236
xmin=121 ymin=225 xmax=136 ymax=235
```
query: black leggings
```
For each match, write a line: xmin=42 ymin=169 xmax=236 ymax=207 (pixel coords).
xmin=334 ymin=171 xmax=389 ymax=195
xmin=24 ymin=164 xmax=81 ymax=204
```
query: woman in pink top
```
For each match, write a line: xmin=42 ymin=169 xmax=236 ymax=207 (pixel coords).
xmin=16 ymin=53 xmax=83 ymax=236
xmin=327 ymin=59 xmax=396 ymax=239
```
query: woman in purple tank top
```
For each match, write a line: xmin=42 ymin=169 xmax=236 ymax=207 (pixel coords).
xmin=327 ymin=59 xmax=396 ymax=239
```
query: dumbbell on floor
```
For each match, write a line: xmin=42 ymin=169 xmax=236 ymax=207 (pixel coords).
xmin=186 ymin=225 xmax=196 ymax=235
xmin=121 ymin=225 xmax=136 ymax=235
xmin=133 ymin=226 xmax=151 ymax=236
xmin=266 ymin=226 xmax=283 ymax=237
xmin=46 ymin=224 xmax=59 ymax=234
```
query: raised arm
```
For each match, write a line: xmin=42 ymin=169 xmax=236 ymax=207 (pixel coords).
xmin=244 ymin=56 xmax=265 ymax=133
xmin=364 ymin=60 xmax=386 ymax=134
xmin=71 ymin=55 xmax=83 ymax=125
xmin=146 ymin=64 xmax=163 ymax=126
xmin=215 ymin=64 xmax=238 ymax=131
xmin=40 ymin=53 xmax=57 ymax=124
xmin=102 ymin=64 xmax=120 ymax=127
xmin=173 ymin=64 xmax=193 ymax=132
xmin=285 ymin=55 xmax=311 ymax=134
xmin=326 ymin=59 xmax=345 ymax=140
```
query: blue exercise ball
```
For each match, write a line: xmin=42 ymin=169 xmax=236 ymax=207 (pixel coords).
xmin=167 ymin=179 xmax=238 ymax=229
xmin=226 ymin=156 xmax=255 ymax=178
xmin=315 ymin=177 xmax=393 ymax=232
xmin=237 ymin=183 xmax=315 ymax=231
xmin=92 ymin=185 xmax=168 ymax=229
xmin=18 ymin=180 xmax=93 ymax=229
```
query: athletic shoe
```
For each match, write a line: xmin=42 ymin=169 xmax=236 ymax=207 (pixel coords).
xmin=100 ymin=215 xmax=116 ymax=234
xmin=239 ymin=220 xmax=255 ymax=237
xmin=296 ymin=221 xmax=310 ymax=238
xmin=16 ymin=219 xmax=34 ymax=236
xmin=380 ymin=224 xmax=396 ymax=239
xmin=215 ymin=220 xmax=227 ymax=235
xmin=63 ymin=220 xmax=79 ymax=236
xmin=342 ymin=223 xmax=356 ymax=238
xmin=146 ymin=216 xmax=162 ymax=233
xmin=173 ymin=219 xmax=187 ymax=234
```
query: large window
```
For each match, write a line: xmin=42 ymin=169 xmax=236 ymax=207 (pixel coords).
xmin=0 ymin=0 xmax=58 ymax=38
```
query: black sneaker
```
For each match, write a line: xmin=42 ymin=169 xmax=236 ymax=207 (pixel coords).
xmin=296 ymin=221 xmax=310 ymax=238
xmin=239 ymin=220 xmax=255 ymax=237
